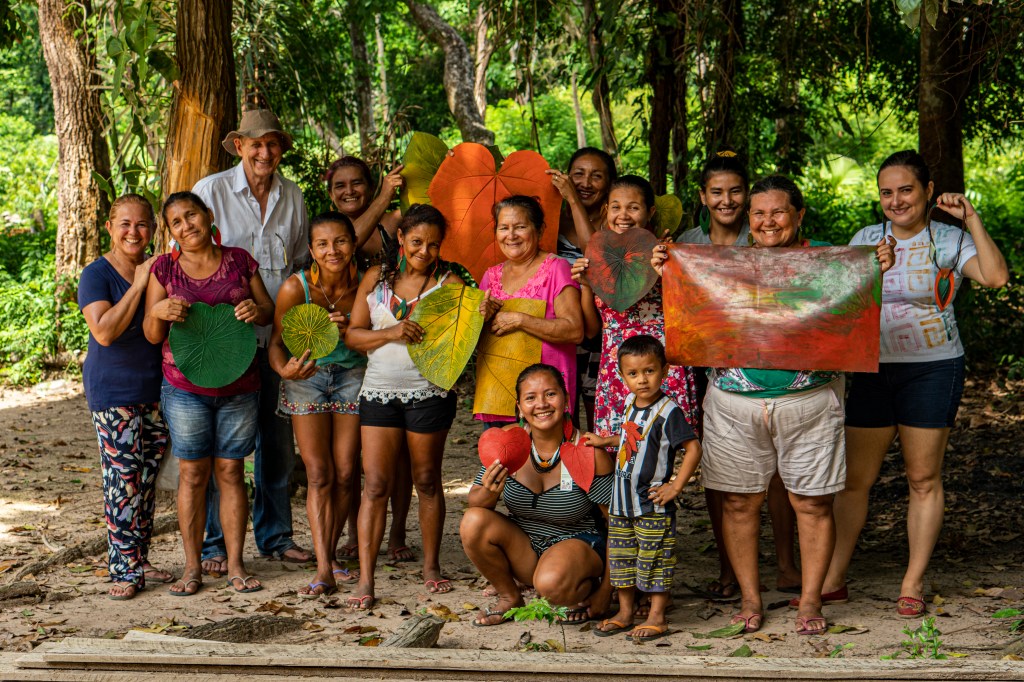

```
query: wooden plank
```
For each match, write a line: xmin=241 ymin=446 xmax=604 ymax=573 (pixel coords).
xmin=14 ymin=638 xmax=1024 ymax=681
xmin=123 ymin=630 xmax=218 ymax=644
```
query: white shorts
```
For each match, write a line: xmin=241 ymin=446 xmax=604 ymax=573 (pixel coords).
xmin=701 ymin=377 xmax=846 ymax=496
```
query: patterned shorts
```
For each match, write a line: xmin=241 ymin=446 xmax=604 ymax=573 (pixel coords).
xmin=280 ymin=364 xmax=364 ymax=416
xmin=607 ymin=512 xmax=676 ymax=592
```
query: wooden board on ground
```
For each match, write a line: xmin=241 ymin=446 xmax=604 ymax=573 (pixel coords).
xmin=14 ymin=638 xmax=1024 ymax=681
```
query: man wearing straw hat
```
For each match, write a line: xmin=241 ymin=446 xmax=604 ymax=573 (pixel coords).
xmin=192 ymin=108 xmax=312 ymax=571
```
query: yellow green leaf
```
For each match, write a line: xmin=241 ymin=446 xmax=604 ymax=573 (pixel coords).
xmin=281 ymin=303 xmax=339 ymax=361
xmin=473 ymin=298 xmax=545 ymax=417
xmin=652 ymin=194 xmax=684 ymax=238
xmin=400 ymin=131 xmax=449 ymax=212
xmin=408 ymin=284 xmax=486 ymax=391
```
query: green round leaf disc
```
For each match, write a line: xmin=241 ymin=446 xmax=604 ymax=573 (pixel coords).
xmin=281 ymin=303 xmax=339 ymax=361
xmin=168 ymin=302 xmax=257 ymax=389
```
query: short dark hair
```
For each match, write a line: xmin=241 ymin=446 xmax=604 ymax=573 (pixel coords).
xmin=493 ymin=195 xmax=545 ymax=235
xmin=515 ymin=363 xmax=568 ymax=399
xmin=325 ymin=155 xmax=373 ymax=188
xmin=309 ymin=211 xmax=356 ymax=246
xmin=610 ymin=175 xmax=656 ymax=210
xmin=877 ymin=149 xmax=931 ymax=188
xmin=700 ymin=150 xmax=749 ymax=189
xmin=749 ymin=175 xmax=805 ymax=211
xmin=567 ymin=147 xmax=617 ymax=183
xmin=617 ymin=334 xmax=667 ymax=368
xmin=161 ymin=191 xmax=210 ymax=224
xmin=398 ymin=203 xmax=447 ymax=240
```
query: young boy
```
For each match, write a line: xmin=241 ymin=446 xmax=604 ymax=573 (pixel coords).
xmin=585 ymin=334 xmax=702 ymax=640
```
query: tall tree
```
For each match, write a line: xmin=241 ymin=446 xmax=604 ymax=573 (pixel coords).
xmin=706 ymin=0 xmax=741 ymax=155
xmin=37 ymin=0 xmax=110 ymax=278
xmin=349 ymin=10 xmax=376 ymax=155
xmin=404 ymin=0 xmax=494 ymax=145
xmin=647 ymin=0 xmax=679 ymax=194
xmin=582 ymin=0 xmax=618 ymax=159
xmin=162 ymin=0 xmax=237 ymax=226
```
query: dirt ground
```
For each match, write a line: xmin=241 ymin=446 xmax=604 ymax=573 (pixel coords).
xmin=0 ymin=374 xmax=1022 ymax=660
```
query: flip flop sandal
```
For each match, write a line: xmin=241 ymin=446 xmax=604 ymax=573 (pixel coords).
xmin=796 ymin=615 xmax=827 ymax=635
xmin=626 ymin=624 xmax=671 ymax=641
xmin=789 ymin=584 xmax=849 ymax=608
xmin=201 ymin=557 xmax=228 ymax=577
xmin=143 ymin=565 xmax=174 ymax=584
xmin=229 ymin=575 xmax=263 ymax=594
xmin=593 ymin=619 xmax=632 ymax=637
xmin=557 ymin=606 xmax=592 ymax=624
xmin=386 ymin=545 xmax=416 ymax=562
xmin=108 ymin=583 xmax=143 ymax=601
xmin=897 ymin=596 xmax=926 ymax=618
xmin=472 ymin=607 xmax=512 ymax=627
xmin=346 ymin=594 xmax=375 ymax=610
xmin=168 ymin=578 xmax=202 ymax=597
xmin=299 ymin=581 xmax=336 ymax=600
xmin=333 ymin=567 xmax=359 ymax=583
xmin=424 ymin=579 xmax=452 ymax=594
xmin=729 ymin=612 xmax=764 ymax=633
xmin=337 ymin=544 xmax=359 ymax=561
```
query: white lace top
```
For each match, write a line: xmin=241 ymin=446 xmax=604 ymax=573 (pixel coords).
xmin=359 ymin=278 xmax=449 ymax=403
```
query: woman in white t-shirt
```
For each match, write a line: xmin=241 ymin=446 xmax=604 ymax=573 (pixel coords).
xmin=822 ymin=150 xmax=1008 ymax=617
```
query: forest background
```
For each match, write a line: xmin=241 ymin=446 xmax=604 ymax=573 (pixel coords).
xmin=0 ymin=0 xmax=1020 ymax=386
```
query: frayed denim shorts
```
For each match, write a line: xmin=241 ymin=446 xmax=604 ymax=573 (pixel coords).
xmin=279 ymin=364 xmax=364 ymax=416
xmin=160 ymin=381 xmax=257 ymax=460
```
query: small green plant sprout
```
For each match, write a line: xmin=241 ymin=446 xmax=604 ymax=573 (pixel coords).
xmin=993 ymin=608 xmax=1024 ymax=633
xmin=829 ymin=642 xmax=855 ymax=658
xmin=880 ymin=617 xmax=947 ymax=660
xmin=504 ymin=598 xmax=570 ymax=652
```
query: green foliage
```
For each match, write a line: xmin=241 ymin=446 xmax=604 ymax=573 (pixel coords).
xmin=0 ymin=6 xmax=52 ymax=131
xmin=992 ymin=608 xmax=1023 ymax=634
xmin=0 ymin=114 xmax=58 ymax=232
xmin=503 ymin=597 xmax=569 ymax=653
xmin=829 ymin=642 xmax=854 ymax=658
xmin=880 ymin=617 xmax=948 ymax=660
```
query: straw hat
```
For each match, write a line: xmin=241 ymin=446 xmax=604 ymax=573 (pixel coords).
xmin=221 ymin=109 xmax=294 ymax=156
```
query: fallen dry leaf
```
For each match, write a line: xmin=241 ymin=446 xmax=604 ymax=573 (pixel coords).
xmin=343 ymin=625 xmax=378 ymax=634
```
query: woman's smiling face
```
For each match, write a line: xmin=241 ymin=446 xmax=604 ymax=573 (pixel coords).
xmin=516 ymin=371 xmax=567 ymax=432
xmin=748 ymin=189 xmax=803 ymax=248
xmin=606 ymin=186 xmax=655 ymax=234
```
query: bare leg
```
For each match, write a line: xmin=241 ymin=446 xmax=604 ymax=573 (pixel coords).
xmin=790 ymin=492 xmax=835 ymax=630
xmin=898 ymin=425 xmax=949 ymax=599
xmin=214 ymin=458 xmax=259 ymax=590
xmin=354 ymin=426 xmax=403 ymax=602
xmin=459 ymin=507 xmax=536 ymax=624
xmin=721 ymin=491 xmax=765 ymax=619
xmin=330 ymin=413 xmax=360 ymax=576
xmin=340 ymin=452 xmax=361 ymax=558
xmin=705 ymin=488 xmax=737 ymax=592
xmin=406 ymin=429 xmax=450 ymax=589
xmin=172 ymin=458 xmax=211 ymax=593
xmin=292 ymin=413 xmax=336 ymax=591
xmin=767 ymin=473 xmax=800 ymax=589
xmin=387 ymin=442 xmax=414 ymax=561
xmin=824 ymin=426 xmax=894 ymax=593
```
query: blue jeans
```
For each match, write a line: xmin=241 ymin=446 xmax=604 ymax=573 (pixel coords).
xmin=202 ymin=349 xmax=297 ymax=559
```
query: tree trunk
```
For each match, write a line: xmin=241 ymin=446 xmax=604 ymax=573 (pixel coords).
xmin=582 ymin=0 xmax=618 ymax=159
xmin=375 ymin=14 xmax=390 ymax=123
xmin=37 ymin=0 xmax=110 ymax=279
xmin=571 ymin=71 xmax=587 ymax=148
xmin=648 ymin=0 xmax=679 ymax=194
xmin=350 ymin=13 xmax=376 ymax=155
xmin=161 ymin=0 xmax=236 ymax=250
xmin=918 ymin=9 xmax=972 ymax=197
xmin=672 ymin=1 xmax=690 ymax=199
xmin=404 ymin=0 xmax=494 ymax=145
xmin=707 ymin=0 xmax=741 ymax=155
xmin=473 ymin=3 xmax=493 ymax=121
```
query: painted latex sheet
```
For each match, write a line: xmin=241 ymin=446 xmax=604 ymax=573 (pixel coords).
xmin=662 ymin=244 xmax=882 ymax=372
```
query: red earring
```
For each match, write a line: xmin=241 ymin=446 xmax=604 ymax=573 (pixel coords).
xmin=211 ymin=224 xmax=222 ymax=247
xmin=170 ymin=240 xmax=181 ymax=261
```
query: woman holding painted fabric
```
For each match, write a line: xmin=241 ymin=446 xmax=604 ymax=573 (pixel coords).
xmin=547 ymin=147 xmax=617 ymax=429
xmin=144 ymin=191 xmax=274 ymax=597
xmin=475 ymin=196 xmax=585 ymax=425
xmin=79 ymin=194 xmax=168 ymax=600
xmin=461 ymin=364 xmax=614 ymax=626
xmin=653 ymin=176 xmax=894 ymax=635
xmin=679 ymin=153 xmax=799 ymax=599
xmin=345 ymin=204 xmax=467 ymax=609
xmin=269 ymin=212 xmax=365 ymax=598
xmin=326 ymin=155 xmax=414 ymax=564
xmin=821 ymin=150 xmax=1008 ymax=617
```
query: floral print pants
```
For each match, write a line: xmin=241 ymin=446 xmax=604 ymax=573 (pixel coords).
xmin=91 ymin=403 xmax=168 ymax=587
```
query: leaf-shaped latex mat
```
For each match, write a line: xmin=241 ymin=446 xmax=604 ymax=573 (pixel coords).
xmin=408 ymin=284 xmax=486 ymax=391
xmin=584 ymin=228 xmax=661 ymax=312
xmin=472 ymin=298 xmax=545 ymax=417
xmin=168 ymin=302 xmax=257 ymax=389
xmin=399 ymin=131 xmax=449 ymax=212
xmin=653 ymin=194 xmax=684 ymax=239
xmin=428 ymin=143 xmax=561 ymax=283
xmin=281 ymin=303 xmax=339 ymax=361
xmin=559 ymin=440 xmax=596 ymax=493
xmin=478 ymin=426 xmax=531 ymax=474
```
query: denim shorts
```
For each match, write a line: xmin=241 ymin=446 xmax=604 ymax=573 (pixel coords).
xmin=359 ymin=392 xmax=456 ymax=433
xmin=279 ymin=365 xmax=365 ymax=416
xmin=845 ymin=356 xmax=965 ymax=429
xmin=160 ymin=381 xmax=258 ymax=460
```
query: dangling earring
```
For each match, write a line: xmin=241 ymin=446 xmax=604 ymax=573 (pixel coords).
xmin=698 ymin=205 xmax=711 ymax=234
xmin=398 ymin=245 xmax=407 ymax=273
xmin=170 ymin=239 xmax=181 ymax=262
xmin=934 ymin=269 xmax=955 ymax=310
xmin=310 ymin=261 xmax=320 ymax=286
xmin=211 ymin=224 xmax=222 ymax=247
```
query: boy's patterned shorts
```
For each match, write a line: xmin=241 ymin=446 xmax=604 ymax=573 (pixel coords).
xmin=607 ymin=512 xmax=676 ymax=592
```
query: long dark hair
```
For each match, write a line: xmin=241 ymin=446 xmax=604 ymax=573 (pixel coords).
xmin=161 ymin=191 xmax=211 ymax=224
xmin=877 ymin=149 xmax=931 ymax=188
xmin=380 ymin=204 xmax=447 ymax=289
xmin=515 ymin=363 xmax=568 ymax=400
xmin=567 ymin=147 xmax=618 ymax=183
xmin=700 ymin=151 xmax=750 ymax=189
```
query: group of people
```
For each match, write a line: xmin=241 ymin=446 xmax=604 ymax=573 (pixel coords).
xmin=78 ymin=108 xmax=1008 ymax=641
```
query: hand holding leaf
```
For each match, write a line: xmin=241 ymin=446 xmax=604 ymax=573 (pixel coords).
xmin=153 ymin=296 xmax=190 ymax=323
xmin=651 ymin=243 xmax=669 ymax=276
xmin=390 ymin=319 xmax=424 ymax=345
xmin=479 ymin=292 xmax=503 ymax=321
xmin=234 ymin=298 xmax=259 ymax=323
xmin=570 ymin=257 xmax=589 ymax=283
xmin=280 ymin=349 xmax=317 ymax=381
xmin=491 ymin=311 xmax=524 ymax=337
xmin=480 ymin=460 xmax=508 ymax=495
xmin=328 ymin=311 xmax=350 ymax=335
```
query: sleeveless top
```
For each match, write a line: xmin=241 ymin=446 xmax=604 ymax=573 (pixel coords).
xmin=293 ymin=270 xmax=367 ymax=369
xmin=359 ymin=269 xmax=450 ymax=403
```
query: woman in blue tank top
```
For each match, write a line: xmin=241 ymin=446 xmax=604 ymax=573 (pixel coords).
xmin=269 ymin=211 xmax=367 ymax=598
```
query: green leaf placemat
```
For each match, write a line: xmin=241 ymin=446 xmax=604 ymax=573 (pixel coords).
xmin=281 ymin=303 xmax=339 ymax=361
xmin=169 ymin=302 xmax=257 ymax=389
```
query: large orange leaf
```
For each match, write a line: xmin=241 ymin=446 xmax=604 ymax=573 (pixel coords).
xmin=428 ymin=143 xmax=561 ymax=283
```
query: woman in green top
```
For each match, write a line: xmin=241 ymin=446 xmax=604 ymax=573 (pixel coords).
xmin=270 ymin=211 xmax=366 ymax=598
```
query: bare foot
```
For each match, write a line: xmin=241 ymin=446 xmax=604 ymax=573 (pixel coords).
xmin=108 ymin=582 xmax=140 ymax=600
xmin=142 ymin=563 xmax=173 ymax=584
xmin=201 ymin=556 xmax=227 ymax=576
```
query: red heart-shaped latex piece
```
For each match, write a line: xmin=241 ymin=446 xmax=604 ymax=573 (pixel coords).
xmin=428 ymin=143 xmax=561 ymax=283
xmin=478 ymin=426 xmax=531 ymax=474
xmin=559 ymin=441 xmax=596 ymax=493
xmin=584 ymin=228 xmax=661 ymax=312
